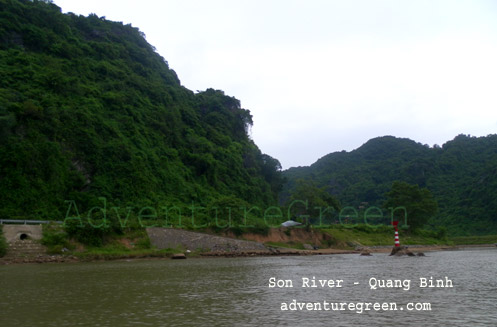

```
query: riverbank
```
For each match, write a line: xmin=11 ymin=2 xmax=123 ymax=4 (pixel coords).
xmin=2 ymin=243 xmax=495 ymax=265
xmin=1 ymin=225 xmax=496 ymax=265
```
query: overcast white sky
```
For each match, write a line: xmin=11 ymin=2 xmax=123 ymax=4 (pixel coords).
xmin=55 ymin=0 xmax=497 ymax=169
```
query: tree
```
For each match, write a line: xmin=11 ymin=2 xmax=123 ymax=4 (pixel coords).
xmin=287 ymin=179 xmax=340 ymax=225
xmin=0 ymin=107 xmax=16 ymax=141
xmin=260 ymin=154 xmax=285 ymax=197
xmin=383 ymin=181 xmax=438 ymax=231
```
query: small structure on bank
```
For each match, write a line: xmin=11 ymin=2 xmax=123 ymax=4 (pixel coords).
xmin=281 ymin=220 xmax=302 ymax=227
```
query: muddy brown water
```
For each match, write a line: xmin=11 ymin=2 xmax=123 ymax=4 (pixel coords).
xmin=0 ymin=248 xmax=496 ymax=326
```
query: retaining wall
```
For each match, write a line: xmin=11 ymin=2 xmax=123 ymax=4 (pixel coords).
xmin=146 ymin=228 xmax=268 ymax=252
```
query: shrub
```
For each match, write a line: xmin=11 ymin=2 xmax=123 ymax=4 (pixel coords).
xmin=135 ymin=236 xmax=151 ymax=249
xmin=229 ymin=226 xmax=244 ymax=237
xmin=435 ymin=226 xmax=448 ymax=240
xmin=42 ymin=226 xmax=67 ymax=246
xmin=64 ymin=219 xmax=111 ymax=247
xmin=42 ymin=223 xmax=74 ymax=254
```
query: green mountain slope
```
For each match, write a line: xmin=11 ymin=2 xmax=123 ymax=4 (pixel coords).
xmin=0 ymin=0 xmax=283 ymax=224
xmin=283 ymin=135 xmax=497 ymax=235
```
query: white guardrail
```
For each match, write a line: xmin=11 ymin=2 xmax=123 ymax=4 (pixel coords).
xmin=0 ymin=219 xmax=63 ymax=225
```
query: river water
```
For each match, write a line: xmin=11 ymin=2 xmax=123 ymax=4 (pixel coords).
xmin=0 ymin=248 xmax=496 ymax=327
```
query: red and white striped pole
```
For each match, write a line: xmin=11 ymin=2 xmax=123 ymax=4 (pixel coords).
xmin=393 ymin=221 xmax=400 ymax=247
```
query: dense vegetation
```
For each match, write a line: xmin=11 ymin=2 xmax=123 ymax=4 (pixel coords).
xmin=383 ymin=181 xmax=438 ymax=231
xmin=0 ymin=0 xmax=494 ymax=241
xmin=283 ymin=135 xmax=497 ymax=235
xmin=0 ymin=0 xmax=284 ymax=228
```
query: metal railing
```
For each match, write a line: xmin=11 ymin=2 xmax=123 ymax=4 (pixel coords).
xmin=0 ymin=219 xmax=63 ymax=225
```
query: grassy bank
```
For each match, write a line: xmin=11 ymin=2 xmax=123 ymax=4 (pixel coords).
xmin=38 ymin=222 xmax=496 ymax=261
xmin=318 ymin=224 xmax=450 ymax=248
xmin=41 ymin=223 xmax=197 ymax=261
xmin=449 ymin=235 xmax=497 ymax=245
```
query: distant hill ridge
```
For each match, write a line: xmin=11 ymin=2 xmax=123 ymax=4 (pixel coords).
xmin=283 ymin=134 xmax=497 ymax=235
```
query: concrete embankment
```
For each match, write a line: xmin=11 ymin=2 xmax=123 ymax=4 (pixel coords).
xmin=145 ymin=227 xmax=357 ymax=257
xmin=2 ymin=224 xmax=43 ymax=243
xmin=0 ymin=224 xmax=79 ymax=264
xmin=146 ymin=227 xmax=269 ymax=253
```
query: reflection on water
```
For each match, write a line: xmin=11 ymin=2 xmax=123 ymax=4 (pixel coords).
xmin=1 ymin=248 xmax=496 ymax=326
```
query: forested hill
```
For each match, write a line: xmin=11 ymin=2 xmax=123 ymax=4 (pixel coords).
xmin=0 ymin=0 xmax=283 ymax=223
xmin=283 ymin=134 xmax=497 ymax=235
